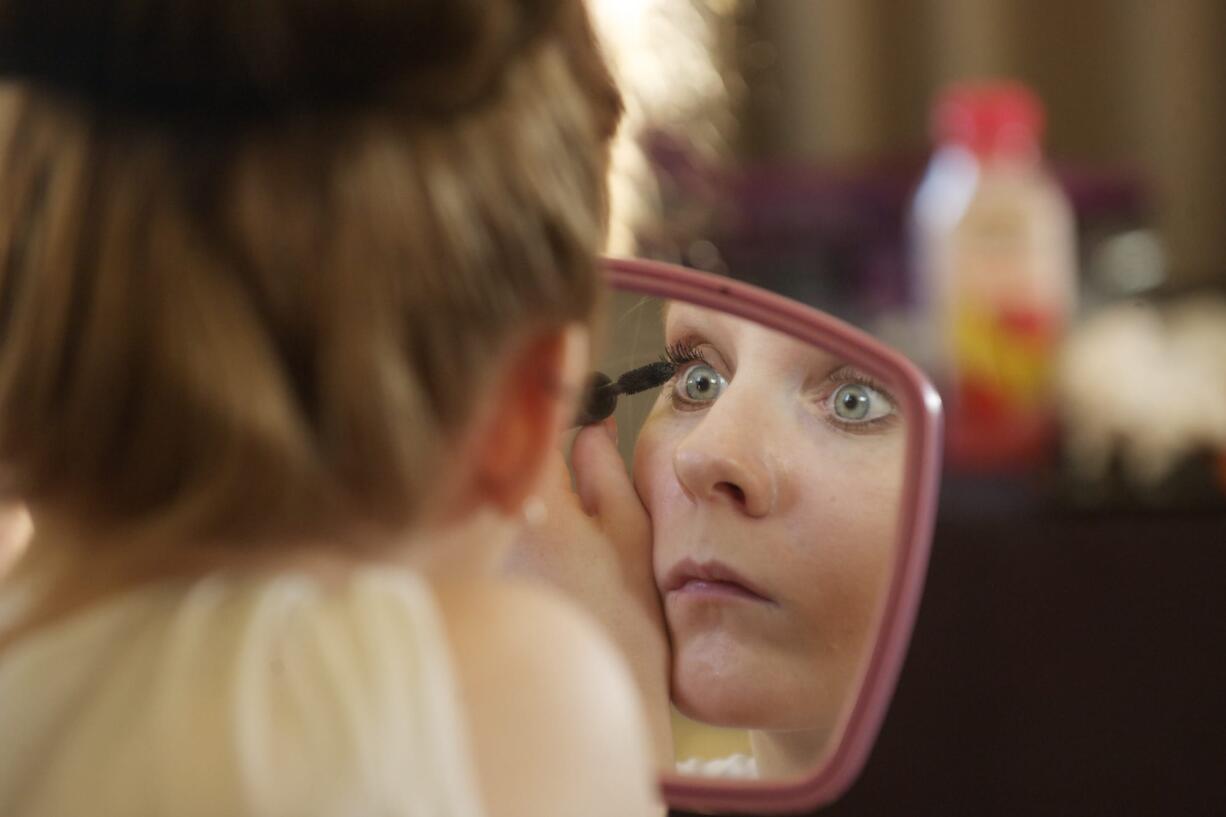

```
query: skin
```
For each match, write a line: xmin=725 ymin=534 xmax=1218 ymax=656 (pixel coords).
xmin=631 ymin=304 xmax=905 ymax=777
xmin=501 ymin=421 xmax=672 ymax=772
xmin=0 ymin=505 xmax=31 ymax=579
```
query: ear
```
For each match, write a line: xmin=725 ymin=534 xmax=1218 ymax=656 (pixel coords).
xmin=464 ymin=324 xmax=590 ymax=517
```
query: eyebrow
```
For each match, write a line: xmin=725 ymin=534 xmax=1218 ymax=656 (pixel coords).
xmin=662 ymin=302 xmax=723 ymax=336
xmin=659 ymin=299 xmax=674 ymax=329
xmin=664 ymin=303 xmax=723 ymax=342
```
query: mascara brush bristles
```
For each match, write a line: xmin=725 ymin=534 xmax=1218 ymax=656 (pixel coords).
xmin=572 ymin=360 xmax=678 ymax=427
xmin=613 ymin=361 xmax=676 ymax=395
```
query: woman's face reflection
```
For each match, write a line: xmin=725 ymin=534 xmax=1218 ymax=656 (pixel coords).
xmin=633 ymin=304 xmax=904 ymax=739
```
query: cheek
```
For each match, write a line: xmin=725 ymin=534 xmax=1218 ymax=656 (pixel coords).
xmin=632 ymin=417 xmax=681 ymax=518
xmin=632 ymin=415 xmax=693 ymax=573
xmin=784 ymin=439 xmax=903 ymax=635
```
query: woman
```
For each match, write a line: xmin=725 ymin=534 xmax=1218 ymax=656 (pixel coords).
xmin=0 ymin=1 xmax=667 ymax=815
xmin=631 ymin=303 xmax=904 ymax=779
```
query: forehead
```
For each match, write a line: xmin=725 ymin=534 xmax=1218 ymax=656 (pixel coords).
xmin=664 ymin=302 xmax=841 ymax=373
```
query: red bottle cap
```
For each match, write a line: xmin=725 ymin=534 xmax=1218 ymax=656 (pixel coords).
xmin=932 ymin=80 xmax=1044 ymax=158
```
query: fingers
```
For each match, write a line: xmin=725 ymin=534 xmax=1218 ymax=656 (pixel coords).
xmin=538 ymin=444 xmax=575 ymax=498
xmin=570 ymin=419 xmax=647 ymax=535
xmin=570 ymin=419 xmax=619 ymax=517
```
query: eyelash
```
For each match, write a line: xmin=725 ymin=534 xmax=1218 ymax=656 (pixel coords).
xmin=662 ymin=340 xmax=719 ymax=411
xmin=660 ymin=340 xmax=898 ymax=432
xmin=662 ymin=340 xmax=706 ymax=367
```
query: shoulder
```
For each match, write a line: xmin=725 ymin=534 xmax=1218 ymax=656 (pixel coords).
xmin=432 ymin=578 xmax=662 ymax=817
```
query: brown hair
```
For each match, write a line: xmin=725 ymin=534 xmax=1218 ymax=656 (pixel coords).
xmin=0 ymin=0 xmax=621 ymax=547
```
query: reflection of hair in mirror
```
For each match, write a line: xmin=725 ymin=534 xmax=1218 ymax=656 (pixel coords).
xmin=0 ymin=2 xmax=670 ymax=816
xmin=633 ymin=304 xmax=905 ymax=779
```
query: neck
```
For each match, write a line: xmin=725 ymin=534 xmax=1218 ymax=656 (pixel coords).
xmin=749 ymin=727 xmax=833 ymax=779
xmin=398 ymin=506 xmax=516 ymax=582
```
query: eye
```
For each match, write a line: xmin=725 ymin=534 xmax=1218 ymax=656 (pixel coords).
xmin=675 ymin=363 xmax=727 ymax=405
xmin=829 ymin=382 xmax=894 ymax=424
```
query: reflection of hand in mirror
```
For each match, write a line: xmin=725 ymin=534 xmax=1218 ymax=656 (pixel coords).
xmin=502 ymin=422 xmax=674 ymax=771
xmin=634 ymin=303 xmax=904 ymax=780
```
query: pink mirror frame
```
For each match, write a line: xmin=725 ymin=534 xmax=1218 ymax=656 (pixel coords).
xmin=602 ymin=257 xmax=943 ymax=815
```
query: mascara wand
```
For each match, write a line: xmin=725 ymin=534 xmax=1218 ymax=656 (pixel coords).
xmin=573 ymin=361 xmax=677 ymax=427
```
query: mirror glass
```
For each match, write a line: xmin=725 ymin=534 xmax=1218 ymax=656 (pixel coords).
xmin=592 ymin=290 xmax=908 ymax=783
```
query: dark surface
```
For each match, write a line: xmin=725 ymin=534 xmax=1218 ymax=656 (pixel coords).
xmin=672 ymin=484 xmax=1226 ymax=817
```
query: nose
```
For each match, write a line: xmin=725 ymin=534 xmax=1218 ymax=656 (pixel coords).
xmin=672 ymin=399 xmax=778 ymax=517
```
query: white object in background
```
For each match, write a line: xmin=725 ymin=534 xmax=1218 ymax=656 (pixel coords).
xmin=1056 ymin=297 xmax=1226 ymax=486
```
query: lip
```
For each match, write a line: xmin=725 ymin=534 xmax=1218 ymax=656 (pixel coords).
xmin=661 ymin=558 xmax=776 ymax=604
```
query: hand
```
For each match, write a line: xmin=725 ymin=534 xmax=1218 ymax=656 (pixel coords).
xmin=503 ymin=419 xmax=673 ymax=768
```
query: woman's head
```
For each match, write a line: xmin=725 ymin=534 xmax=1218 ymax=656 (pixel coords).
xmin=633 ymin=304 xmax=904 ymax=737
xmin=0 ymin=0 xmax=621 ymax=548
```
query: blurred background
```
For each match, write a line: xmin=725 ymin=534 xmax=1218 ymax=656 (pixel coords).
xmin=589 ymin=1 xmax=1226 ymax=814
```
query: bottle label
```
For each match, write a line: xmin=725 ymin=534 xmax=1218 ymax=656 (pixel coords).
xmin=942 ymin=299 xmax=1062 ymax=469
xmin=951 ymin=302 xmax=1060 ymax=416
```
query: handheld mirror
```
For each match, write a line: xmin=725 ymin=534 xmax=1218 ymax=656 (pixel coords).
xmin=598 ymin=258 xmax=940 ymax=814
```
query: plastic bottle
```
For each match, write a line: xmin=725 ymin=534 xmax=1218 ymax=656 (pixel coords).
xmin=911 ymin=81 xmax=1078 ymax=470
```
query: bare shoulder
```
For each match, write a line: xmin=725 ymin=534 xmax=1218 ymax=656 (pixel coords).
xmin=431 ymin=578 xmax=662 ymax=817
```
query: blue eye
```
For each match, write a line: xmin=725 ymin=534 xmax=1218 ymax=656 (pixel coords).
xmin=677 ymin=363 xmax=726 ymax=404
xmin=831 ymin=382 xmax=892 ymax=423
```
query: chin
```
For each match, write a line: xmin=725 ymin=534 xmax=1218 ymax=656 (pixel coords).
xmin=670 ymin=633 xmax=837 ymax=733
xmin=670 ymin=635 xmax=785 ymax=729
xmin=672 ymin=679 xmax=767 ymax=730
